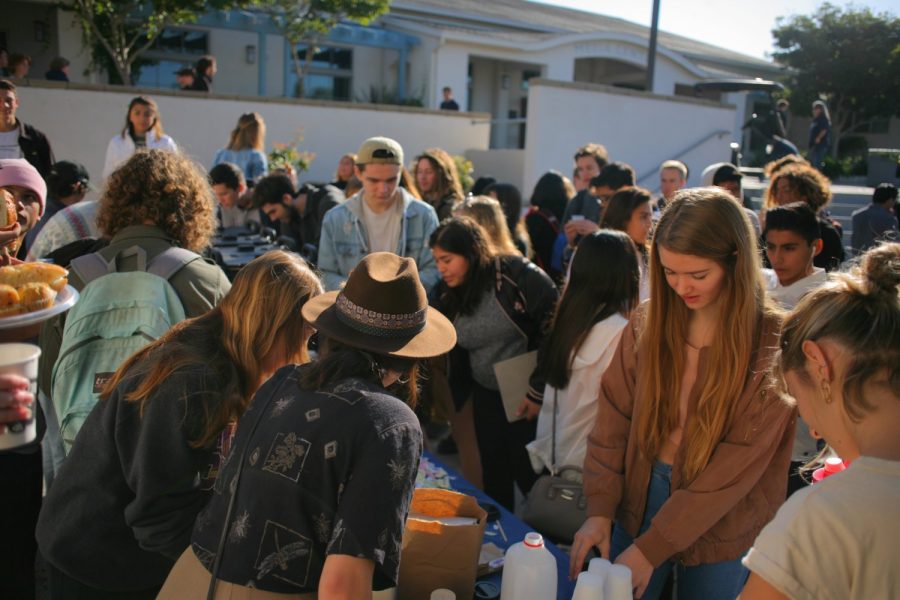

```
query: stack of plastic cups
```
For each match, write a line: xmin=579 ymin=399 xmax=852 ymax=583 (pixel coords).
xmin=605 ymin=564 xmax=632 ymax=600
xmin=812 ymin=456 xmax=847 ymax=483
xmin=570 ymin=558 xmax=633 ymax=599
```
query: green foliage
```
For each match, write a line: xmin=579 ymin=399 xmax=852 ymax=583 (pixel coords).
xmin=837 ymin=135 xmax=868 ymax=159
xmin=356 ymin=85 xmax=423 ymax=107
xmin=258 ymin=0 xmax=390 ymax=43
xmin=772 ymin=4 xmax=900 ymax=154
xmin=259 ymin=0 xmax=390 ymax=96
xmin=819 ymin=153 xmax=867 ymax=179
xmin=269 ymin=130 xmax=317 ymax=174
xmin=453 ymin=155 xmax=474 ymax=194
xmin=62 ymin=0 xmax=252 ymax=83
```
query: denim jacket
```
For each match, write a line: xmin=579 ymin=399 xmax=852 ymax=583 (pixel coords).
xmin=317 ymin=188 xmax=440 ymax=292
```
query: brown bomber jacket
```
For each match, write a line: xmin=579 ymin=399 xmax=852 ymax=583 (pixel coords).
xmin=583 ymin=311 xmax=796 ymax=567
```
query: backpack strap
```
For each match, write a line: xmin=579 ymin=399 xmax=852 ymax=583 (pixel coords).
xmin=69 ymin=253 xmax=114 ymax=286
xmin=146 ymin=247 xmax=202 ymax=281
xmin=69 ymin=246 xmax=200 ymax=286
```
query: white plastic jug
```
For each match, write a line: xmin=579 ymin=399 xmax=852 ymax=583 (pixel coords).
xmin=500 ymin=532 xmax=557 ymax=600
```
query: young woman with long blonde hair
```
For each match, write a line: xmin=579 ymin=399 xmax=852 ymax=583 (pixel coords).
xmin=212 ymin=112 xmax=268 ymax=185
xmin=570 ymin=188 xmax=795 ymax=599
xmin=454 ymin=195 xmax=521 ymax=256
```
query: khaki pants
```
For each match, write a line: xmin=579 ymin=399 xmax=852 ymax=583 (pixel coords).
xmin=157 ymin=548 xmax=315 ymax=600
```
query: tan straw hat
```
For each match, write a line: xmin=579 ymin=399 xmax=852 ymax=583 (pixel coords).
xmin=302 ymin=252 xmax=456 ymax=358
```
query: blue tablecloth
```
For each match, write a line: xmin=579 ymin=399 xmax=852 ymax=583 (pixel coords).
xmin=422 ymin=451 xmax=576 ymax=600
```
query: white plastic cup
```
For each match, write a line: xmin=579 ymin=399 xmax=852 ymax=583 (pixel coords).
xmin=572 ymin=571 xmax=606 ymax=600
xmin=0 ymin=343 xmax=40 ymax=450
xmin=604 ymin=564 xmax=633 ymax=600
xmin=430 ymin=589 xmax=456 ymax=600
xmin=588 ymin=557 xmax=612 ymax=578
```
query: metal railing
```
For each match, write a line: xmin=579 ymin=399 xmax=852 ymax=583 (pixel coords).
xmin=635 ymin=129 xmax=731 ymax=186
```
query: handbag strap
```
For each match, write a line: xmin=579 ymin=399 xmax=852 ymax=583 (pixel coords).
xmin=550 ymin=388 xmax=558 ymax=476
xmin=205 ymin=386 xmax=282 ymax=600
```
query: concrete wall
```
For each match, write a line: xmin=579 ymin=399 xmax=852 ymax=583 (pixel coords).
xmin=208 ymin=28 xmax=262 ymax=96
xmin=14 ymin=82 xmax=490 ymax=190
xmin=465 ymin=149 xmax=525 ymax=190
xmin=522 ymin=79 xmax=737 ymax=195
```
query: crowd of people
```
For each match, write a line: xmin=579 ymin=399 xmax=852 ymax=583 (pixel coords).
xmin=0 ymin=82 xmax=897 ymax=600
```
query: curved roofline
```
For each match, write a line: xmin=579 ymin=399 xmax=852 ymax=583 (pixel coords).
xmin=385 ymin=19 xmax=711 ymax=78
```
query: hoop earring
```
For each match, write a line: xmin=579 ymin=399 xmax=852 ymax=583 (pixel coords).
xmin=396 ymin=374 xmax=410 ymax=385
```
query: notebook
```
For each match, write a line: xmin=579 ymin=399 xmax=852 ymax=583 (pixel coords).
xmin=492 ymin=350 xmax=538 ymax=423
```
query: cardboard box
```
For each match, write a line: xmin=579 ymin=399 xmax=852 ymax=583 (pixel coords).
xmin=397 ymin=488 xmax=487 ymax=600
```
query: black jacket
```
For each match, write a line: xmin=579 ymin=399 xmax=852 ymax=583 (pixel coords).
xmin=300 ymin=183 xmax=342 ymax=249
xmin=432 ymin=254 xmax=558 ymax=410
xmin=17 ymin=120 xmax=54 ymax=179
xmin=36 ymin=363 xmax=225 ymax=591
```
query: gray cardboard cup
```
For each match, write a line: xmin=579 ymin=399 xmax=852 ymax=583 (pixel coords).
xmin=0 ymin=343 xmax=41 ymax=450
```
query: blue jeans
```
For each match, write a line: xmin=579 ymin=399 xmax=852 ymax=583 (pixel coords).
xmin=610 ymin=461 xmax=748 ymax=600
xmin=809 ymin=143 xmax=828 ymax=170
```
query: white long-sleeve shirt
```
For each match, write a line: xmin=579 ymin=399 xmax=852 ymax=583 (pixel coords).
xmin=527 ymin=313 xmax=628 ymax=474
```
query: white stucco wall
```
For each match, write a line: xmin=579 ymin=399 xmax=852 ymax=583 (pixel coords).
xmin=15 ymin=82 xmax=490 ymax=189
xmin=523 ymin=79 xmax=737 ymax=195
xmin=466 ymin=149 xmax=526 ymax=190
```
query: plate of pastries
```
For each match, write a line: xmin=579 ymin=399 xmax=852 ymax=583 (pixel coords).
xmin=0 ymin=262 xmax=79 ymax=329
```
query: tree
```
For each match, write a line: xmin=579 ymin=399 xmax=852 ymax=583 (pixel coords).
xmin=772 ymin=3 xmax=900 ymax=156
xmin=63 ymin=0 xmax=250 ymax=84
xmin=259 ymin=0 xmax=390 ymax=98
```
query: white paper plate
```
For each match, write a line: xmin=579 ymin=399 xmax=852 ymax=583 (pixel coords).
xmin=0 ymin=285 xmax=80 ymax=330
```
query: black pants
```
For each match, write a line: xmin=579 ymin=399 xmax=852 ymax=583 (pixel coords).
xmin=48 ymin=563 xmax=160 ymax=600
xmin=0 ymin=449 xmax=42 ymax=600
xmin=471 ymin=381 xmax=538 ymax=511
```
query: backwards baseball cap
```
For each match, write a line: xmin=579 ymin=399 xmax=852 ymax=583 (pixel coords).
xmin=48 ymin=160 xmax=91 ymax=197
xmin=0 ymin=158 xmax=47 ymax=212
xmin=702 ymin=162 xmax=742 ymax=187
xmin=356 ymin=137 xmax=404 ymax=166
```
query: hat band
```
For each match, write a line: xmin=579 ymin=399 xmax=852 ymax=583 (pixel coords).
xmin=335 ymin=293 xmax=427 ymax=339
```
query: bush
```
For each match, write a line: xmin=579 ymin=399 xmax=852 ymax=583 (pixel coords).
xmin=820 ymin=154 xmax=867 ymax=179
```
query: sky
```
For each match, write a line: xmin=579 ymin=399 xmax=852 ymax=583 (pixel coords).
xmin=539 ymin=0 xmax=897 ymax=60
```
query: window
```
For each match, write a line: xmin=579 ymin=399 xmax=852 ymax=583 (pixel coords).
xmin=150 ymin=29 xmax=209 ymax=56
xmin=674 ymin=83 xmax=721 ymax=102
xmin=133 ymin=28 xmax=209 ymax=89
xmin=289 ymin=44 xmax=353 ymax=101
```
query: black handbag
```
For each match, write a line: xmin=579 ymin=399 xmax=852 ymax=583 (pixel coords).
xmin=521 ymin=390 xmax=587 ymax=544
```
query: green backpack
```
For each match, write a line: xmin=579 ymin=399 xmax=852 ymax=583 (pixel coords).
xmin=50 ymin=246 xmax=200 ymax=461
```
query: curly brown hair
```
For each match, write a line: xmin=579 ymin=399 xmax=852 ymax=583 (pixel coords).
xmin=765 ymin=163 xmax=832 ymax=212
xmin=97 ymin=150 xmax=216 ymax=252
xmin=762 ymin=154 xmax=808 ymax=179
